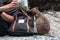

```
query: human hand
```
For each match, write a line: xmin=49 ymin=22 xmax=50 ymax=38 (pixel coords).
xmin=10 ymin=0 xmax=18 ymax=7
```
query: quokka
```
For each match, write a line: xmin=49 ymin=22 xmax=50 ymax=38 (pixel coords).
xmin=30 ymin=7 xmax=50 ymax=35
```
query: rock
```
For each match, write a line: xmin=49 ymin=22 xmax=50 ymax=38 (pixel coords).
xmin=44 ymin=11 xmax=60 ymax=37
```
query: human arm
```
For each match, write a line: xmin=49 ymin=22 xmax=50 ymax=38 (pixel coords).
xmin=0 ymin=0 xmax=18 ymax=11
xmin=1 ymin=12 xmax=14 ymax=22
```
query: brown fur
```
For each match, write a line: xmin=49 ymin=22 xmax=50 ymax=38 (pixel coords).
xmin=31 ymin=8 xmax=50 ymax=35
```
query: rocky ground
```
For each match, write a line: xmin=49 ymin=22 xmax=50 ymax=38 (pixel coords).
xmin=0 ymin=11 xmax=60 ymax=40
xmin=45 ymin=11 xmax=60 ymax=36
